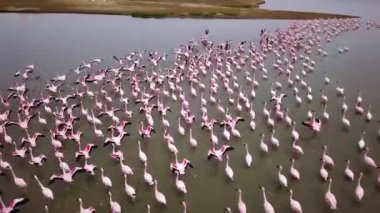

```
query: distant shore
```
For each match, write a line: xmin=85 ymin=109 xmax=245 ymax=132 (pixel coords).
xmin=0 ymin=0 xmax=357 ymax=19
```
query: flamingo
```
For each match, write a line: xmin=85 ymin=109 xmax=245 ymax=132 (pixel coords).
xmin=124 ymin=174 xmax=136 ymax=201
xmin=322 ymin=104 xmax=330 ymax=120
xmin=154 ymin=180 xmax=167 ymax=205
xmin=210 ymin=125 xmax=218 ymax=145
xmin=109 ymin=144 xmax=124 ymax=161
xmin=170 ymin=152 xmax=193 ymax=175
xmin=37 ymin=111 xmax=47 ymax=125
xmin=357 ymin=131 xmax=366 ymax=150
xmin=189 ymin=128 xmax=198 ymax=148
xmin=3 ymin=127 xmax=12 ymax=144
xmin=175 ymin=173 xmax=187 ymax=194
xmin=284 ymin=108 xmax=292 ymax=126
xmin=207 ymin=144 xmax=234 ymax=161
xmin=344 ymin=160 xmax=354 ymax=181
xmin=287 ymin=189 xmax=302 ymax=213
xmin=162 ymin=114 xmax=170 ymax=128
xmin=11 ymin=141 xmax=27 ymax=158
xmin=366 ymin=104 xmax=372 ymax=121
xmin=236 ymin=188 xmax=247 ymax=213
xmin=267 ymin=113 xmax=275 ymax=129
xmin=33 ymin=175 xmax=54 ymax=200
xmin=180 ymin=201 xmax=187 ymax=213
xmin=320 ymin=158 xmax=329 ymax=182
xmin=4 ymin=164 xmax=26 ymax=189
xmin=100 ymin=168 xmax=112 ymax=188
xmin=144 ymin=162 xmax=154 ymax=186
xmin=356 ymin=90 xmax=363 ymax=104
xmin=28 ymin=148 xmax=47 ymax=166
xmin=57 ymin=156 xmax=70 ymax=172
xmin=292 ymin=140 xmax=304 ymax=156
xmin=259 ymin=133 xmax=269 ymax=153
xmin=93 ymin=123 xmax=104 ymax=138
xmin=258 ymin=186 xmax=275 ymax=213
xmin=289 ymin=159 xmax=300 ymax=180
xmin=49 ymin=166 xmax=83 ymax=184
xmin=244 ymin=143 xmax=252 ymax=167
xmin=78 ymin=198 xmax=95 ymax=213
xmin=277 ymin=165 xmax=288 ymax=187
xmin=50 ymin=130 xmax=62 ymax=149
xmin=231 ymin=127 xmax=241 ymax=138
xmin=325 ymin=178 xmax=337 ymax=210
xmin=291 ymin=122 xmax=299 ymax=141
xmin=223 ymin=125 xmax=231 ymax=141
xmin=120 ymin=159 xmax=134 ymax=175
xmin=301 ymin=117 xmax=321 ymax=132
xmin=137 ymin=141 xmax=147 ymax=164
xmin=342 ymin=110 xmax=350 ymax=129
xmin=0 ymin=193 xmax=28 ymax=213
xmin=270 ymin=129 xmax=280 ymax=148
xmin=75 ymin=143 xmax=97 ymax=160
xmin=225 ymin=155 xmax=234 ymax=181
xmin=355 ymin=172 xmax=364 ymax=202
xmin=178 ymin=117 xmax=185 ymax=136
xmin=321 ymin=145 xmax=334 ymax=167
xmin=363 ymin=147 xmax=377 ymax=168
xmin=104 ymin=129 xmax=128 ymax=147
xmin=108 ymin=191 xmax=121 ymax=213
xmin=76 ymin=154 xmax=94 ymax=173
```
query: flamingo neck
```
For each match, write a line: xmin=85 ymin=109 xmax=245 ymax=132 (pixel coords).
xmin=0 ymin=196 xmax=6 ymax=208
xmin=262 ymin=188 xmax=267 ymax=201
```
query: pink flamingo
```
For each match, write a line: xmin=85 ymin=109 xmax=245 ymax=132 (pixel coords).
xmin=207 ymin=144 xmax=234 ymax=161
xmin=75 ymin=142 xmax=97 ymax=160
xmin=170 ymin=152 xmax=193 ymax=175
xmin=0 ymin=193 xmax=28 ymax=213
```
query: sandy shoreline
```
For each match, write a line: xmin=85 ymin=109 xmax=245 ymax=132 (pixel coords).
xmin=0 ymin=0 xmax=357 ymax=19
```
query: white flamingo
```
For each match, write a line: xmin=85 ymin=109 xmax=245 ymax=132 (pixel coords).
xmin=344 ymin=160 xmax=354 ymax=181
xmin=178 ymin=117 xmax=185 ymax=136
xmin=8 ymin=165 xmax=27 ymax=188
xmin=321 ymin=145 xmax=334 ymax=167
xmin=154 ymin=179 xmax=167 ymax=205
xmin=277 ymin=165 xmax=288 ymax=187
xmin=259 ymin=134 xmax=268 ymax=153
xmin=33 ymin=175 xmax=54 ymax=200
xmin=320 ymin=158 xmax=329 ymax=182
xmin=144 ymin=162 xmax=154 ymax=186
xmin=236 ymin=188 xmax=247 ymax=213
xmin=189 ymin=128 xmax=198 ymax=148
xmin=325 ymin=178 xmax=337 ymax=210
xmin=108 ymin=191 xmax=121 ymax=213
xmin=355 ymin=172 xmax=364 ymax=202
xmin=289 ymin=159 xmax=300 ymax=181
xmin=124 ymin=174 xmax=136 ymax=201
xmin=120 ymin=159 xmax=134 ymax=175
xmin=259 ymin=186 xmax=275 ymax=213
xmin=287 ymin=189 xmax=302 ymax=213
xmin=225 ymin=155 xmax=234 ymax=181
xmin=244 ymin=143 xmax=252 ymax=167
xmin=363 ymin=147 xmax=377 ymax=168
xmin=175 ymin=173 xmax=187 ymax=194
xmin=137 ymin=141 xmax=147 ymax=164
xmin=100 ymin=168 xmax=112 ymax=188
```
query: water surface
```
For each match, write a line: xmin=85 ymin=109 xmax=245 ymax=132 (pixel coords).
xmin=1 ymin=7 xmax=380 ymax=213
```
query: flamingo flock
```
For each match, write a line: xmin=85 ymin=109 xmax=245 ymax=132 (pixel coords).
xmin=0 ymin=17 xmax=380 ymax=213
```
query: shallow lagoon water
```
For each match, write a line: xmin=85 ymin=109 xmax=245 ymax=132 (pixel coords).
xmin=1 ymin=4 xmax=380 ymax=213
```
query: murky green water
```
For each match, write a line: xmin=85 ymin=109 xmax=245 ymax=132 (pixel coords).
xmin=1 ymin=5 xmax=380 ymax=213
